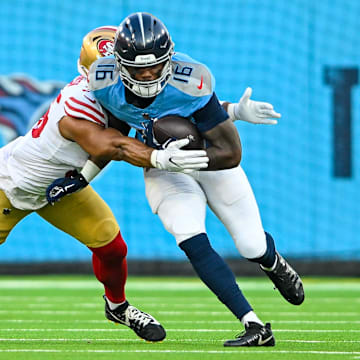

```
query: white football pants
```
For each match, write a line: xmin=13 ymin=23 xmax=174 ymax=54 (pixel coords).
xmin=144 ymin=165 xmax=267 ymax=259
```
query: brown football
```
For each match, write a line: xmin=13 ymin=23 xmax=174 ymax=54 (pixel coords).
xmin=152 ymin=115 xmax=205 ymax=150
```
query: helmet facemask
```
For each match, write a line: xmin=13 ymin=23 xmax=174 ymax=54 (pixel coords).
xmin=115 ymin=49 xmax=173 ymax=98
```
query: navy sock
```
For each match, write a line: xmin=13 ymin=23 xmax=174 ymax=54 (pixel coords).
xmin=248 ymin=232 xmax=276 ymax=268
xmin=179 ymin=233 xmax=252 ymax=320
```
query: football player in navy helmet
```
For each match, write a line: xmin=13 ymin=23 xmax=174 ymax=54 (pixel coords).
xmin=47 ymin=12 xmax=302 ymax=347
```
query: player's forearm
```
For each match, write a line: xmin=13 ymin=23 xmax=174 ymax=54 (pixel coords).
xmin=74 ymin=126 xmax=152 ymax=166
xmin=91 ymin=128 xmax=153 ymax=167
xmin=75 ymin=137 xmax=153 ymax=185
xmin=202 ymin=119 xmax=242 ymax=170
xmin=110 ymin=135 xmax=153 ymax=167
xmin=205 ymin=145 xmax=241 ymax=170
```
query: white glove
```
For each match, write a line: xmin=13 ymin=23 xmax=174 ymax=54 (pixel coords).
xmin=150 ymin=138 xmax=209 ymax=173
xmin=227 ymin=87 xmax=281 ymax=125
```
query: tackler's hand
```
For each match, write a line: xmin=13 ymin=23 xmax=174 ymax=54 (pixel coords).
xmin=228 ymin=87 xmax=281 ymax=125
xmin=150 ymin=138 xmax=209 ymax=173
xmin=46 ymin=170 xmax=89 ymax=205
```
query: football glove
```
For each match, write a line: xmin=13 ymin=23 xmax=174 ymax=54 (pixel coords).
xmin=151 ymin=138 xmax=209 ymax=173
xmin=228 ymin=87 xmax=281 ymax=125
xmin=46 ymin=170 xmax=88 ymax=205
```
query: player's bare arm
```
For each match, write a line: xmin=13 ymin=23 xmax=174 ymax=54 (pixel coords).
xmin=201 ymin=118 xmax=242 ymax=170
xmin=59 ymin=115 xmax=154 ymax=167
xmin=59 ymin=115 xmax=208 ymax=170
xmin=47 ymin=114 xmax=209 ymax=204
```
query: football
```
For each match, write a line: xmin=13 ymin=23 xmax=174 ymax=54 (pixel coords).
xmin=152 ymin=115 xmax=205 ymax=150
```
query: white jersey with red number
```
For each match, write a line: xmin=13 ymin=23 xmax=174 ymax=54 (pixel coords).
xmin=0 ymin=76 xmax=108 ymax=210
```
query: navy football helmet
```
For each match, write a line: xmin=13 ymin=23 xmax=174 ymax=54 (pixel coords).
xmin=114 ymin=12 xmax=174 ymax=98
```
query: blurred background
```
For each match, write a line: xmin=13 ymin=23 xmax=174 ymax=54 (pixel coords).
xmin=0 ymin=0 xmax=359 ymax=275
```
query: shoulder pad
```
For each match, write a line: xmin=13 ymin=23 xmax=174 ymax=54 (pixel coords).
xmin=88 ymin=57 xmax=120 ymax=91
xmin=168 ymin=53 xmax=214 ymax=97
xmin=62 ymin=78 xmax=107 ymax=127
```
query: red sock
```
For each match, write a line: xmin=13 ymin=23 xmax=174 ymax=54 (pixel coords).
xmin=89 ymin=232 xmax=128 ymax=303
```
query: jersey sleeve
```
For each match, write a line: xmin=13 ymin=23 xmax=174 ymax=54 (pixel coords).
xmin=87 ymin=57 xmax=120 ymax=91
xmin=169 ymin=52 xmax=215 ymax=99
xmin=193 ymin=92 xmax=229 ymax=132
xmin=167 ymin=52 xmax=217 ymax=118
xmin=61 ymin=77 xmax=107 ymax=127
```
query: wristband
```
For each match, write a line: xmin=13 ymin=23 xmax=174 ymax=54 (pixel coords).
xmin=80 ymin=160 xmax=101 ymax=183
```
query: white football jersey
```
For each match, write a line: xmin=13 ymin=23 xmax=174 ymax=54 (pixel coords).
xmin=0 ymin=76 xmax=108 ymax=210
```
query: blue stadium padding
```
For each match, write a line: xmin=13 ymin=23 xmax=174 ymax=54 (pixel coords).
xmin=0 ymin=0 xmax=359 ymax=261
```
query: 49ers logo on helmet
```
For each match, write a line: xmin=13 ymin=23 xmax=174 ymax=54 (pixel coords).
xmin=97 ymin=39 xmax=114 ymax=57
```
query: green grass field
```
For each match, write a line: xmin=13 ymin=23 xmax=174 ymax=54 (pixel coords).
xmin=0 ymin=276 xmax=359 ymax=360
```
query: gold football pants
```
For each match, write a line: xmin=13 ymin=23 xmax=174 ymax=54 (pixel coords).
xmin=0 ymin=186 xmax=119 ymax=248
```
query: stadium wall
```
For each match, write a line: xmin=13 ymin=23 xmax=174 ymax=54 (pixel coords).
xmin=0 ymin=0 xmax=359 ymax=272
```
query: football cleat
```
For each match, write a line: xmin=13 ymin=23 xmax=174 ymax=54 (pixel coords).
xmin=103 ymin=295 xmax=166 ymax=342
xmin=224 ymin=322 xmax=275 ymax=347
xmin=261 ymin=251 xmax=304 ymax=305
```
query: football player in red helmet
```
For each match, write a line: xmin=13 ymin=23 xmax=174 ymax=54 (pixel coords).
xmin=0 ymin=22 xmax=216 ymax=343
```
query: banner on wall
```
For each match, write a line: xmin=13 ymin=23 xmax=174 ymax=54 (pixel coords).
xmin=0 ymin=74 xmax=64 ymax=146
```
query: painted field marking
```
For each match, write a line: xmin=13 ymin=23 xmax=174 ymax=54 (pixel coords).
xmin=0 ymin=349 xmax=358 ymax=355
xmin=0 ymin=310 xmax=359 ymax=319
xmin=0 ymin=338 xmax=359 ymax=344
xmin=0 ymin=328 xmax=359 ymax=333
xmin=0 ymin=280 xmax=359 ymax=291
xmin=1 ymin=319 xmax=360 ymax=324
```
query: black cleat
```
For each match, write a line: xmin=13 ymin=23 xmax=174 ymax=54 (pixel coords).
xmin=261 ymin=251 xmax=304 ymax=305
xmin=103 ymin=295 xmax=166 ymax=342
xmin=224 ymin=322 xmax=275 ymax=347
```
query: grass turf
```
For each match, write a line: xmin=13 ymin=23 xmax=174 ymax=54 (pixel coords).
xmin=0 ymin=276 xmax=359 ymax=360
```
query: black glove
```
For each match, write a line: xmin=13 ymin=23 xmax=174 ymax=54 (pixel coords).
xmin=46 ymin=170 xmax=88 ymax=204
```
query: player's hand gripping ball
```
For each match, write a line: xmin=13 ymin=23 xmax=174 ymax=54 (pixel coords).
xmin=152 ymin=115 xmax=205 ymax=150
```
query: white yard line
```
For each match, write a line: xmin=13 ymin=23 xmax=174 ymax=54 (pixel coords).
xmin=0 ymin=349 xmax=358 ymax=355
xmin=0 ymin=310 xmax=359 ymax=317
xmin=0 ymin=328 xmax=359 ymax=332
xmin=0 ymin=338 xmax=359 ymax=343
xmin=0 ymin=279 xmax=359 ymax=291
xmin=2 ymin=319 xmax=360 ymax=324
xmin=2 ymin=302 xmax=360 ymax=309
xmin=159 ymin=311 xmax=360 ymax=316
xmin=1 ymin=296 xmax=358 ymax=303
